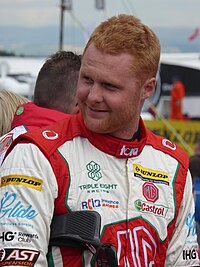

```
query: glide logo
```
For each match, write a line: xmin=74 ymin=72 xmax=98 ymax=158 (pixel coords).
xmin=0 ymin=191 xmax=38 ymax=219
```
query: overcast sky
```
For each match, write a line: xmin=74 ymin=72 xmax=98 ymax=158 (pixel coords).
xmin=0 ymin=0 xmax=199 ymax=31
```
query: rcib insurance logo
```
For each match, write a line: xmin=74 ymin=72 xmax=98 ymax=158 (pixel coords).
xmin=81 ymin=198 xmax=119 ymax=210
xmin=0 ymin=248 xmax=40 ymax=266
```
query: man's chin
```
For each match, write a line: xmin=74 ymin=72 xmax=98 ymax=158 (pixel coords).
xmin=84 ymin=118 xmax=109 ymax=134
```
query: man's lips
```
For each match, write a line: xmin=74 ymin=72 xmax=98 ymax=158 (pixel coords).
xmin=86 ymin=105 xmax=108 ymax=118
xmin=87 ymin=104 xmax=108 ymax=112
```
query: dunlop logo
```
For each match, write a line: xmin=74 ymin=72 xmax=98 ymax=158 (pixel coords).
xmin=133 ymin=164 xmax=169 ymax=185
xmin=1 ymin=175 xmax=43 ymax=191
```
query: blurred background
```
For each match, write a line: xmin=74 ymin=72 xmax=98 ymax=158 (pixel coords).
xmin=1 ymin=0 xmax=200 ymax=56
xmin=0 ymin=0 xmax=200 ymax=154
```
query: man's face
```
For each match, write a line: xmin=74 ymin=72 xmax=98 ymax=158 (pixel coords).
xmin=77 ymin=43 xmax=155 ymax=139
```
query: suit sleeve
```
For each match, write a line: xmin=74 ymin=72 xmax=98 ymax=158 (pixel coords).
xmin=165 ymin=170 xmax=200 ymax=266
xmin=0 ymin=143 xmax=58 ymax=267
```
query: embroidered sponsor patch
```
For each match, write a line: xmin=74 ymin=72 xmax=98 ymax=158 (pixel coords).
xmin=81 ymin=198 xmax=120 ymax=210
xmin=120 ymin=145 xmax=139 ymax=157
xmin=0 ymin=248 xmax=40 ymax=266
xmin=186 ymin=212 xmax=196 ymax=238
xmin=182 ymin=249 xmax=198 ymax=260
xmin=133 ymin=164 xmax=169 ymax=185
xmin=42 ymin=130 xmax=58 ymax=140
xmin=0 ymin=175 xmax=42 ymax=191
xmin=135 ymin=199 xmax=168 ymax=217
xmin=142 ymin=182 xmax=159 ymax=203
xmin=86 ymin=161 xmax=102 ymax=181
xmin=0 ymin=231 xmax=39 ymax=244
xmin=79 ymin=183 xmax=117 ymax=194
xmin=0 ymin=191 xmax=38 ymax=220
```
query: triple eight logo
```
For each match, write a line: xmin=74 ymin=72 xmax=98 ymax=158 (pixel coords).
xmin=135 ymin=199 xmax=168 ymax=217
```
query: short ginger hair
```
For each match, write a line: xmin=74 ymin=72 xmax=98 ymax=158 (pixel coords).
xmin=84 ymin=14 xmax=160 ymax=82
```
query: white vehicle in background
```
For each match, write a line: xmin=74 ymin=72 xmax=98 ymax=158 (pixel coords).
xmin=0 ymin=56 xmax=45 ymax=99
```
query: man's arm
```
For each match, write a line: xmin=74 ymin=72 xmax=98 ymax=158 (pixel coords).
xmin=165 ymin=171 xmax=199 ymax=266
xmin=0 ymin=143 xmax=58 ymax=266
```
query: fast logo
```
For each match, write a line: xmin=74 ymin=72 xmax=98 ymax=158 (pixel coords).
xmin=1 ymin=175 xmax=42 ymax=191
xmin=0 ymin=248 xmax=40 ymax=266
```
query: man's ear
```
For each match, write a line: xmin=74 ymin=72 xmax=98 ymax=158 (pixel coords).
xmin=71 ymin=102 xmax=79 ymax=114
xmin=142 ymin=77 xmax=156 ymax=100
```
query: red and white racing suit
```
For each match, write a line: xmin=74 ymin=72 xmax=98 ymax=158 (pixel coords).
xmin=0 ymin=113 xmax=199 ymax=266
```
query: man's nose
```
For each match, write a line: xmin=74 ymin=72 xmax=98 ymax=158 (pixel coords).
xmin=87 ymin=84 xmax=103 ymax=103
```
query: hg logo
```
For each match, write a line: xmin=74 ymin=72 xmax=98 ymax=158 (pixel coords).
xmin=0 ymin=232 xmax=15 ymax=242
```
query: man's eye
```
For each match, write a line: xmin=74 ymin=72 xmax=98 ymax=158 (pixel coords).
xmin=103 ymin=83 xmax=117 ymax=90
xmin=83 ymin=76 xmax=93 ymax=84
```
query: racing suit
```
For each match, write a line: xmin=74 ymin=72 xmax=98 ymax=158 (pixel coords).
xmin=0 ymin=113 xmax=199 ymax=266
xmin=0 ymin=102 xmax=69 ymax=165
